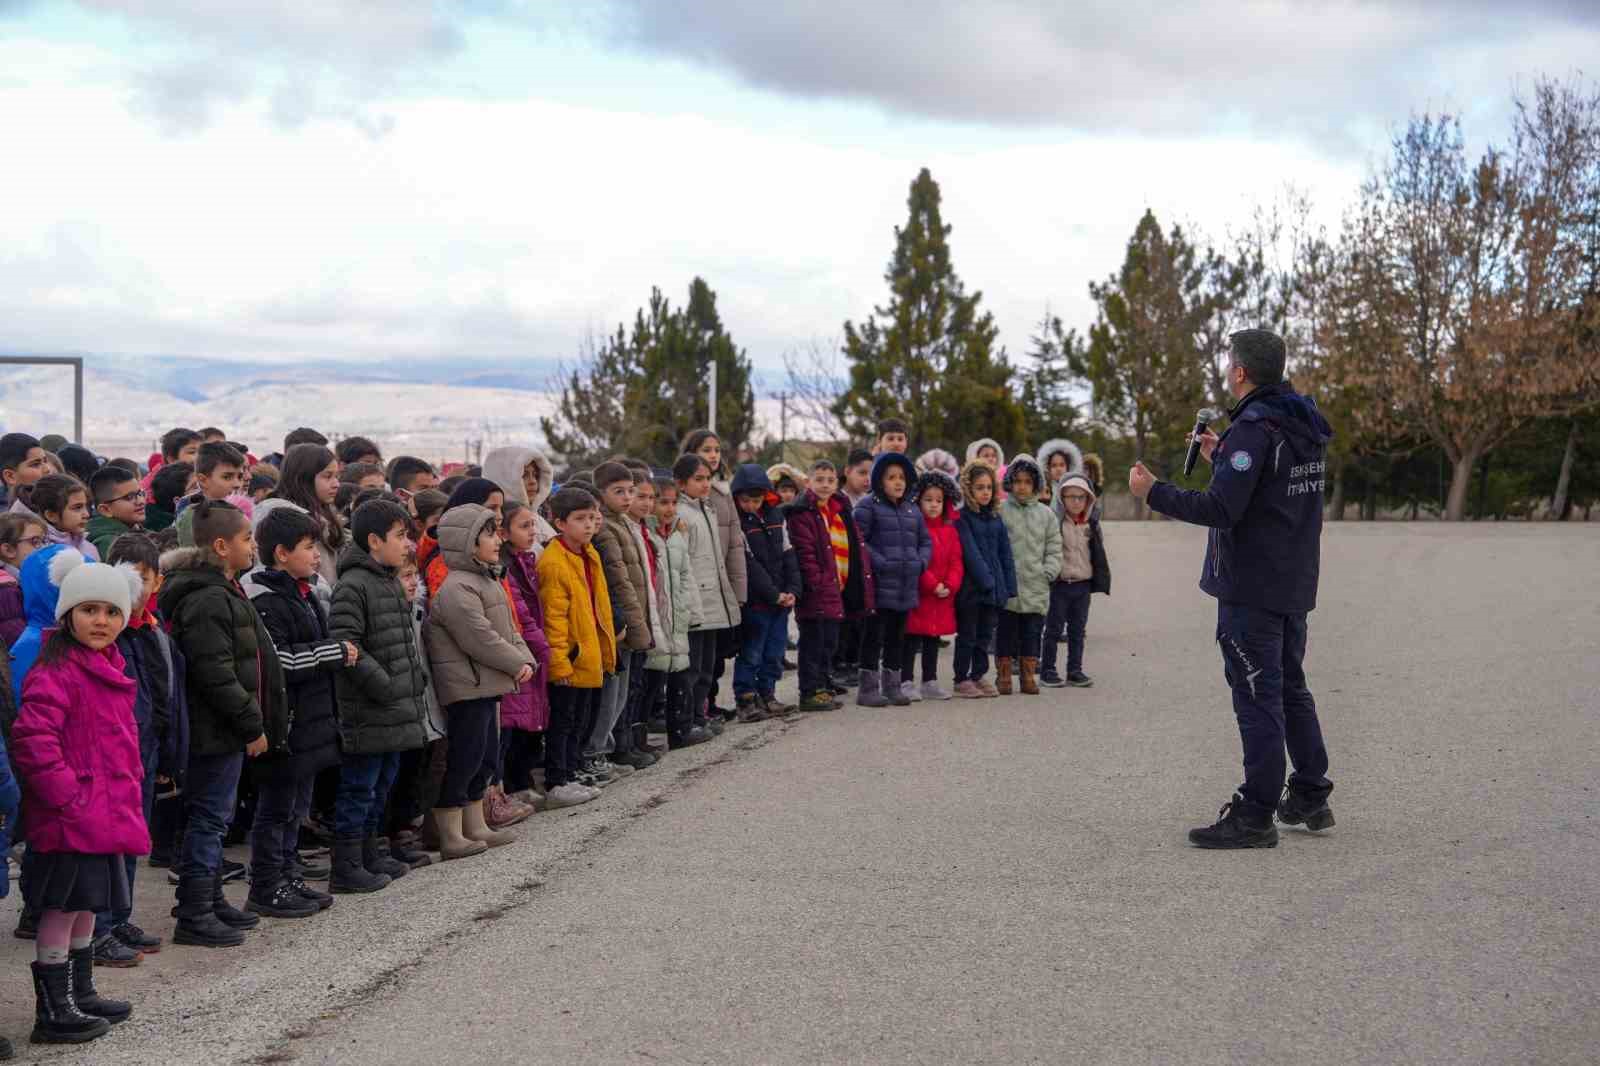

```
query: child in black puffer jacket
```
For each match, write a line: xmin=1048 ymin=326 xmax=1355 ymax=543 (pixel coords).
xmin=729 ymin=465 xmax=801 ymax=721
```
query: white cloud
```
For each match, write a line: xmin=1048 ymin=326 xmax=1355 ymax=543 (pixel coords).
xmin=0 ymin=35 xmax=1369 ymax=384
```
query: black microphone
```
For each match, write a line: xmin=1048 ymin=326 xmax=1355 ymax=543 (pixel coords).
xmin=1183 ymin=408 xmax=1222 ymax=478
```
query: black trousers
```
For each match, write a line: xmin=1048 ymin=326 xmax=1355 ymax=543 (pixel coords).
xmin=797 ymin=618 xmax=840 ymax=695
xmin=834 ymin=618 xmax=861 ymax=670
xmin=497 ymin=728 xmax=542 ymax=793
xmin=858 ymin=609 xmax=909 ymax=673
xmin=545 ymin=685 xmax=600 ymax=787
xmin=686 ymin=630 xmax=720 ymax=723
xmin=954 ymin=603 xmax=998 ymax=681
xmin=1042 ymin=581 xmax=1092 ymax=676
xmin=1217 ymin=602 xmax=1331 ymax=811
xmin=900 ymin=634 xmax=940 ymax=683
xmin=440 ymin=698 xmax=498 ymax=808
xmin=997 ymin=610 xmax=1044 ymax=660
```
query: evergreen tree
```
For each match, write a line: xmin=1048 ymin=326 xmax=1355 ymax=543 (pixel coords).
xmin=1079 ymin=210 xmax=1218 ymax=515
xmin=834 ymin=168 xmax=1024 ymax=454
xmin=1018 ymin=309 xmax=1084 ymax=447
xmin=541 ymin=278 xmax=756 ymax=468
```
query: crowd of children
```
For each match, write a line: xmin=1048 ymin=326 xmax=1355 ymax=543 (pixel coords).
xmin=0 ymin=417 xmax=1109 ymax=1053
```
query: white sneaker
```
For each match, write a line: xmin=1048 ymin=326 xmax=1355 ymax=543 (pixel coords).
xmin=902 ymin=681 xmax=923 ymax=702
xmin=921 ymin=680 xmax=952 ymax=701
xmin=545 ymin=783 xmax=597 ymax=808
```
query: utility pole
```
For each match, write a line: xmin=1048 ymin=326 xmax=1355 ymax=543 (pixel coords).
xmin=779 ymin=391 xmax=788 ymax=463
xmin=708 ymin=361 xmax=717 ymax=438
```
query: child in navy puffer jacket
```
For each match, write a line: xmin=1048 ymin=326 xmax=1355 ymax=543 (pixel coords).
xmin=850 ymin=453 xmax=930 ymax=708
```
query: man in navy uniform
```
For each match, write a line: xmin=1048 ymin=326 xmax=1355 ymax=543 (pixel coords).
xmin=1129 ymin=328 xmax=1336 ymax=848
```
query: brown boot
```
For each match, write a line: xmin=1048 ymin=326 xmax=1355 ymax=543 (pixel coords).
xmin=462 ymin=799 xmax=516 ymax=848
xmin=995 ymin=658 xmax=1014 ymax=695
xmin=1020 ymin=657 xmax=1040 ymax=695
xmin=431 ymin=807 xmax=487 ymax=861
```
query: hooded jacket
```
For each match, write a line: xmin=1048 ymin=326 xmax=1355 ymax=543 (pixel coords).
xmin=644 ymin=515 xmax=700 ymax=673
xmin=7 ymin=544 xmax=71 ymax=701
xmin=965 ymin=438 xmax=1009 ymax=503
xmin=328 ymin=544 xmax=432 ymax=755
xmin=1147 ymin=382 xmax=1333 ymax=613
xmin=1052 ymin=474 xmax=1111 ymax=594
xmin=956 ymin=461 xmax=1017 ymax=610
xmin=1036 ymin=438 xmax=1084 ymax=488
xmin=501 ymin=548 xmax=552 ymax=732
xmin=537 ymin=536 xmax=618 ymax=689
xmin=13 ymin=641 xmax=150 ymax=857
xmin=765 ymin=463 xmax=807 ymax=499
xmin=730 ymin=465 xmax=802 ymax=613
xmin=677 ymin=493 xmax=741 ymax=631
xmin=851 ymin=453 xmax=931 ymax=613
xmin=594 ymin=495 xmax=656 ymax=652
xmin=999 ymin=456 xmax=1063 ymax=616
xmin=427 ymin=504 xmax=534 ymax=707
xmin=905 ymin=471 xmax=964 ymax=638
xmin=246 ymin=567 xmax=344 ymax=782
xmin=483 ymin=446 xmax=558 ymax=551
xmin=914 ymin=449 xmax=961 ymax=482
xmin=158 ymin=547 xmax=289 ymax=758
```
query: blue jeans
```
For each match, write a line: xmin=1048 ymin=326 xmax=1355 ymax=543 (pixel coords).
xmin=735 ymin=609 xmax=790 ymax=696
xmin=179 ymin=752 xmax=244 ymax=883
xmin=1216 ymin=601 xmax=1331 ymax=810
xmin=335 ymin=752 xmax=401 ymax=839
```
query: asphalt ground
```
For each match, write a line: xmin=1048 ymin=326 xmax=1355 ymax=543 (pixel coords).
xmin=7 ymin=521 xmax=1598 ymax=1065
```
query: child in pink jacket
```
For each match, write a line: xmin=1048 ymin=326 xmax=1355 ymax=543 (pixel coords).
xmin=498 ymin=502 xmax=551 ymax=809
xmin=11 ymin=554 xmax=149 ymax=1045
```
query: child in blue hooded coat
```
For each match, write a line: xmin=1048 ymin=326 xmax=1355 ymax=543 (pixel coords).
xmin=8 ymin=543 xmax=70 ymax=706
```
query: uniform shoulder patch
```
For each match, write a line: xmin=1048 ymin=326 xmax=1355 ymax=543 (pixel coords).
xmin=1229 ymin=450 xmax=1253 ymax=472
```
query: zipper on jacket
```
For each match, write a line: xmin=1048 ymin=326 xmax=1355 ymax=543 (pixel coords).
xmin=700 ymin=502 xmax=734 ymax=624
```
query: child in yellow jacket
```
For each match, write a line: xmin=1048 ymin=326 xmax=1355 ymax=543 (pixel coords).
xmin=535 ymin=487 xmax=617 ymax=808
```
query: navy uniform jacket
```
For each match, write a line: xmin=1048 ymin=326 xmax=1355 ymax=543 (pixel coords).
xmin=1146 ymin=383 xmax=1334 ymax=614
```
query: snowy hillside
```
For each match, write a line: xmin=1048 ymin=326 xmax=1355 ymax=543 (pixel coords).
xmin=0 ymin=358 xmax=796 ymax=466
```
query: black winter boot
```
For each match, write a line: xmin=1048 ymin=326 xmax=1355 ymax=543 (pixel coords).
xmin=1277 ymin=779 xmax=1335 ymax=831
xmin=1188 ymin=794 xmax=1280 ymax=849
xmin=29 ymin=961 xmax=110 ymax=1044
xmin=172 ymin=876 xmax=246 ymax=947
xmin=68 ymin=947 xmax=131 ymax=1023
xmin=289 ymin=876 xmax=335 ymax=911
xmin=246 ymin=879 xmax=320 ymax=919
xmin=363 ymin=836 xmax=410 ymax=880
xmin=213 ymin=872 xmax=261 ymax=929
xmin=331 ymin=838 xmax=390 ymax=894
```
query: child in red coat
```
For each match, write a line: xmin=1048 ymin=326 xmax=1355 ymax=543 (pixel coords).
xmin=902 ymin=472 xmax=964 ymax=701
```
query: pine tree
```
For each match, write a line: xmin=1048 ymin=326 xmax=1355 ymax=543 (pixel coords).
xmin=834 ymin=168 xmax=1024 ymax=454
xmin=1018 ymin=309 xmax=1084 ymax=447
xmin=541 ymin=278 xmax=756 ymax=468
xmin=1080 ymin=210 xmax=1217 ymax=514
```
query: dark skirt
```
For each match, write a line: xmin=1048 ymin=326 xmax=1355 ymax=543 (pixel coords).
xmin=22 ymin=851 xmax=132 ymax=915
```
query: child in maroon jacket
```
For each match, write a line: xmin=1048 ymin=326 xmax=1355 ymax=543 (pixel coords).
xmin=784 ymin=460 xmax=874 ymax=713
xmin=902 ymin=472 xmax=964 ymax=701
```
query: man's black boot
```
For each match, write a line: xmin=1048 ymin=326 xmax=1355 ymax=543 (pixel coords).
xmin=212 ymin=872 xmax=261 ymax=929
xmin=1188 ymin=794 xmax=1279 ymax=849
xmin=1277 ymin=780 xmax=1335 ymax=831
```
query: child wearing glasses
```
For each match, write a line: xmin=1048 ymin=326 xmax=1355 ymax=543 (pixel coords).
xmin=0 ymin=513 xmax=49 ymax=649
xmin=1039 ymin=473 xmax=1111 ymax=689
xmin=88 ymin=467 xmax=149 ymax=559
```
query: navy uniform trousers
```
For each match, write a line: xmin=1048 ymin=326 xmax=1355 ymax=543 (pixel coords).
xmin=1215 ymin=601 xmax=1331 ymax=810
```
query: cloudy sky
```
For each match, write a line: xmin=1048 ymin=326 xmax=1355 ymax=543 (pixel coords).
xmin=3 ymin=1 xmax=1596 ymax=377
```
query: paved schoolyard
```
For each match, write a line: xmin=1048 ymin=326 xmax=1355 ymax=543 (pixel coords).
xmin=12 ymin=522 xmax=1599 ymax=1065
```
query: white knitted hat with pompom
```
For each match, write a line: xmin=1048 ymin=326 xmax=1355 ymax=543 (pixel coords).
xmin=48 ymin=551 xmax=143 ymax=622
